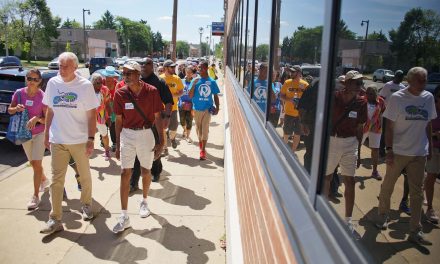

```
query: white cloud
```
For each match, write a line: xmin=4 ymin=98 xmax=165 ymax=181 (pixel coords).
xmin=159 ymin=16 xmax=172 ymax=20
xmin=280 ymin=21 xmax=289 ymax=26
xmin=194 ymin=14 xmax=211 ymax=19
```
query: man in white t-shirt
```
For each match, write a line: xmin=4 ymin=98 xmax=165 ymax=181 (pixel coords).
xmin=376 ymin=67 xmax=437 ymax=246
xmin=379 ymin=70 xmax=406 ymax=104
xmin=40 ymin=52 xmax=99 ymax=234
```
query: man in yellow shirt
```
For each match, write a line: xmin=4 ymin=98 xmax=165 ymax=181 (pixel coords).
xmin=208 ymin=63 xmax=217 ymax=80
xmin=160 ymin=60 xmax=184 ymax=154
xmin=280 ymin=65 xmax=309 ymax=151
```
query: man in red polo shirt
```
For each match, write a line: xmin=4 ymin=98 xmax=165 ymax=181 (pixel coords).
xmin=323 ymin=70 xmax=367 ymax=238
xmin=112 ymin=61 xmax=164 ymax=234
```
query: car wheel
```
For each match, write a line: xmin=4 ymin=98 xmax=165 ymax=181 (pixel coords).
xmin=373 ymin=76 xmax=377 ymax=82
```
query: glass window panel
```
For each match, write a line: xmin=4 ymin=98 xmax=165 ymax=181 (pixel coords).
xmin=272 ymin=0 xmax=325 ymax=175
xmin=322 ymin=0 xmax=440 ymax=259
xmin=244 ymin=0 xmax=256 ymax=96
xmin=250 ymin=0 xmax=272 ymax=114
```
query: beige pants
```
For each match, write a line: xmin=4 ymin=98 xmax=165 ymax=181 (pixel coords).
xmin=378 ymin=154 xmax=426 ymax=232
xmin=194 ymin=110 xmax=212 ymax=141
xmin=49 ymin=143 xmax=92 ymax=220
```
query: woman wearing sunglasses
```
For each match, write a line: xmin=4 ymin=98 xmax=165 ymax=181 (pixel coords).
xmin=8 ymin=68 xmax=49 ymax=210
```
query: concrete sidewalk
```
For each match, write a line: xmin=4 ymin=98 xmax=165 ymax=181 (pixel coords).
xmin=0 ymin=81 xmax=226 ymax=264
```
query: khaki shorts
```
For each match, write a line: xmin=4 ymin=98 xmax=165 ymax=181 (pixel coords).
xmin=120 ymin=128 xmax=155 ymax=169
xmin=362 ymin=132 xmax=381 ymax=149
xmin=96 ymin=123 xmax=108 ymax=136
xmin=22 ymin=132 xmax=46 ymax=161
xmin=325 ymin=136 xmax=358 ymax=176
xmin=426 ymin=148 xmax=440 ymax=174
xmin=194 ymin=110 xmax=212 ymax=141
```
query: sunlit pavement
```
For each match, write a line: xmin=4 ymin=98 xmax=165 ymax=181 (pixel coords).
xmin=0 ymin=70 xmax=226 ymax=264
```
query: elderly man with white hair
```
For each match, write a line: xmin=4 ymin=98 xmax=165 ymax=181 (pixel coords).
xmin=40 ymin=52 xmax=99 ymax=234
xmin=376 ymin=66 xmax=437 ymax=245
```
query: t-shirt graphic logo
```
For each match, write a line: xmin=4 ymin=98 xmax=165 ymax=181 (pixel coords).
xmin=53 ymin=90 xmax=78 ymax=108
xmin=198 ymin=83 xmax=211 ymax=97
xmin=405 ymin=104 xmax=428 ymax=120
xmin=254 ymin=85 xmax=267 ymax=100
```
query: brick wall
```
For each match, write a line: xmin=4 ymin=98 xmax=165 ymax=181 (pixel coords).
xmin=225 ymin=73 xmax=297 ymax=264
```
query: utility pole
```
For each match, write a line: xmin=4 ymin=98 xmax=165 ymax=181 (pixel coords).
xmin=361 ymin=20 xmax=369 ymax=72
xmin=199 ymin=27 xmax=204 ymax=58
xmin=82 ymin=8 xmax=90 ymax=62
xmin=206 ymin=24 xmax=212 ymax=57
xmin=2 ymin=15 xmax=9 ymax=56
xmin=171 ymin=0 xmax=178 ymax=61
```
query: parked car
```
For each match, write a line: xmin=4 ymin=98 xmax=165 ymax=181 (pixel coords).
xmin=0 ymin=56 xmax=22 ymax=67
xmin=88 ymin=57 xmax=118 ymax=74
xmin=47 ymin=57 xmax=59 ymax=69
xmin=373 ymin=69 xmax=394 ymax=83
xmin=426 ymin=72 xmax=440 ymax=95
xmin=115 ymin=56 xmax=128 ymax=67
xmin=301 ymin=65 xmax=321 ymax=80
xmin=0 ymin=67 xmax=58 ymax=135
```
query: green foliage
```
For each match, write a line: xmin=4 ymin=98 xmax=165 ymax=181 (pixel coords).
xmin=116 ymin=16 xmax=153 ymax=56
xmin=61 ymin=18 xmax=81 ymax=29
xmin=94 ymin=10 xmax=116 ymax=30
xmin=176 ymin=41 xmax=190 ymax=57
xmin=152 ymin=32 xmax=165 ymax=52
xmin=255 ymin=44 xmax=269 ymax=62
xmin=22 ymin=41 xmax=30 ymax=53
xmin=389 ymin=8 xmax=440 ymax=71
xmin=337 ymin=20 xmax=356 ymax=40
xmin=368 ymin=30 xmax=387 ymax=41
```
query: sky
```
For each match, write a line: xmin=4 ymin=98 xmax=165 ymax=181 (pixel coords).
xmin=45 ymin=0 xmax=225 ymax=44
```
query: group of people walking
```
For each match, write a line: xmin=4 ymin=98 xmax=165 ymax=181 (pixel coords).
xmin=8 ymin=52 xmax=220 ymax=234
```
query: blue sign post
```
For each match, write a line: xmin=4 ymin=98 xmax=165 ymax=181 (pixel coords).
xmin=212 ymin=22 xmax=224 ymax=36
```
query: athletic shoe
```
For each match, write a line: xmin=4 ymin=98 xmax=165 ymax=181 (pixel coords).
xmin=113 ymin=215 xmax=131 ymax=234
xmin=399 ymin=200 xmax=411 ymax=215
xmin=375 ymin=214 xmax=389 ymax=230
xmin=426 ymin=209 xmax=439 ymax=224
xmin=371 ymin=171 xmax=382 ymax=181
xmin=104 ymin=150 xmax=111 ymax=161
xmin=129 ymin=185 xmax=139 ymax=193
xmin=200 ymin=150 xmax=207 ymax=160
xmin=27 ymin=195 xmax=40 ymax=210
xmin=161 ymin=148 xmax=169 ymax=157
xmin=81 ymin=205 xmax=94 ymax=220
xmin=139 ymin=201 xmax=151 ymax=218
xmin=187 ymin=137 xmax=193 ymax=144
xmin=111 ymin=144 xmax=116 ymax=152
xmin=152 ymin=174 xmax=160 ymax=182
xmin=40 ymin=218 xmax=63 ymax=234
xmin=408 ymin=231 xmax=432 ymax=245
xmin=171 ymin=139 xmax=177 ymax=149
xmin=39 ymin=178 xmax=50 ymax=192
xmin=347 ymin=221 xmax=361 ymax=240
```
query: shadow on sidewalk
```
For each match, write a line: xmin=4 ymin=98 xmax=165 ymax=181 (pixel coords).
xmin=168 ymin=151 xmax=217 ymax=169
xmin=148 ymin=175 xmax=212 ymax=210
xmin=90 ymin=158 xmax=121 ymax=181
xmin=358 ymin=207 xmax=431 ymax=263
xmin=130 ymin=214 xmax=216 ymax=264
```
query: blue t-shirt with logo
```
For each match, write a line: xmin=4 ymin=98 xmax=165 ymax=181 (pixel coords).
xmin=253 ymin=78 xmax=268 ymax=112
xmin=191 ymin=77 xmax=220 ymax=111
xmin=179 ymin=78 xmax=192 ymax=107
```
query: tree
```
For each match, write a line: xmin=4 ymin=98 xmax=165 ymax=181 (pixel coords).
xmin=337 ymin=19 xmax=356 ymax=40
xmin=152 ymin=31 xmax=164 ymax=53
xmin=116 ymin=16 xmax=153 ymax=56
xmin=255 ymin=44 xmax=269 ymax=62
xmin=291 ymin=26 xmax=323 ymax=63
xmin=176 ymin=40 xmax=189 ymax=57
xmin=94 ymin=10 xmax=116 ymax=29
xmin=368 ymin=30 xmax=388 ymax=41
xmin=61 ymin=18 xmax=81 ymax=29
xmin=389 ymin=8 xmax=440 ymax=71
xmin=65 ymin=41 xmax=71 ymax=52
xmin=15 ymin=0 xmax=60 ymax=61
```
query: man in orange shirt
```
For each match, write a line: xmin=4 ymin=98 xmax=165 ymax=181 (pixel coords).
xmin=280 ymin=65 xmax=309 ymax=151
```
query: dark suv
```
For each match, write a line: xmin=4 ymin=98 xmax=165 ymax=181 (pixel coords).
xmin=0 ymin=67 xmax=58 ymax=135
xmin=88 ymin=57 xmax=117 ymax=74
xmin=0 ymin=56 xmax=22 ymax=67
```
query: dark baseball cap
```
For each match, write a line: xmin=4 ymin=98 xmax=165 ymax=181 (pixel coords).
xmin=163 ymin=59 xmax=177 ymax=67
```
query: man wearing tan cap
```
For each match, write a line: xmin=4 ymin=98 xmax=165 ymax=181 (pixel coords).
xmin=323 ymin=70 xmax=367 ymax=238
xmin=112 ymin=61 xmax=164 ymax=233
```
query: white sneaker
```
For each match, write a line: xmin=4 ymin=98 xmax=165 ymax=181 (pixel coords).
xmin=39 ymin=178 xmax=50 ymax=192
xmin=187 ymin=137 xmax=193 ymax=144
xmin=139 ymin=201 xmax=151 ymax=218
xmin=27 ymin=195 xmax=40 ymax=210
xmin=112 ymin=215 xmax=131 ymax=233
xmin=347 ymin=221 xmax=361 ymax=240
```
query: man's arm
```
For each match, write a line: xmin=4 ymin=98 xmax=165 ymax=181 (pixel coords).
xmin=44 ymin=107 xmax=54 ymax=149
xmin=214 ymin=94 xmax=220 ymax=114
xmin=385 ymin=118 xmax=395 ymax=165
xmin=426 ymin=121 xmax=433 ymax=159
xmin=115 ymin=115 xmax=122 ymax=160
xmin=189 ymin=78 xmax=200 ymax=98
xmin=153 ymin=112 xmax=164 ymax=160
xmin=86 ymin=109 xmax=96 ymax=156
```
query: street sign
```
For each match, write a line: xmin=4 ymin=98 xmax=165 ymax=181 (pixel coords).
xmin=212 ymin=22 xmax=224 ymax=36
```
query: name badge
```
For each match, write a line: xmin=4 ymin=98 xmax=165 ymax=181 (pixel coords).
xmin=348 ymin=111 xmax=357 ymax=118
xmin=25 ymin=100 xmax=34 ymax=106
xmin=125 ymin=103 xmax=134 ymax=110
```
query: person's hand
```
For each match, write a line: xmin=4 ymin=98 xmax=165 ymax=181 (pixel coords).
xmin=26 ymin=116 xmax=39 ymax=130
xmin=152 ymin=143 xmax=164 ymax=160
xmin=385 ymin=151 xmax=394 ymax=166
xmin=15 ymin=104 xmax=25 ymax=112
xmin=85 ymin=140 xmax=94 ymax=156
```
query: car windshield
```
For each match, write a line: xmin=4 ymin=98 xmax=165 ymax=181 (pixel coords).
xmin=428 ymin=73 xmax=440 ymax=82
xmin=0 ymin=75 xmax=25 ymax=92
xmin=384 ymin=70 xmax=394 ymax=75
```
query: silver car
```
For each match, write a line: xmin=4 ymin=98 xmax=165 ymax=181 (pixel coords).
xmin=47 ymin=57 xmax=59 ymax=69
xmin=373 ymin=69 xmax=394 ymax=83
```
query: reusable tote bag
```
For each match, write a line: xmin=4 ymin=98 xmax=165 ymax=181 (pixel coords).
xmin=6 ymin=89 xmax=32 ymax=145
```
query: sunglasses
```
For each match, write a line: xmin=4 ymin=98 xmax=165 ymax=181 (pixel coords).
xmin=26 ymin=77 xmax=41 ymax=82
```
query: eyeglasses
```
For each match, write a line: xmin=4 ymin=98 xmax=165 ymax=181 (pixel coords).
xmin=26 ymin=77 xmax=41 ymax=82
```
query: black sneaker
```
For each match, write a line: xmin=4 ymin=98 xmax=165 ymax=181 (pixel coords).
xmin=408 ymin=231 xmax=432 ymax=245
xmin=111 ymin=144 xmax=116 ymax=152
xmin=171 ymin=139 xmax=177 ymax=149
xmin=152 ymin=174 xmax=160 ymax=182
xmin=129 ymin=185 xmax=139 ymax=193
